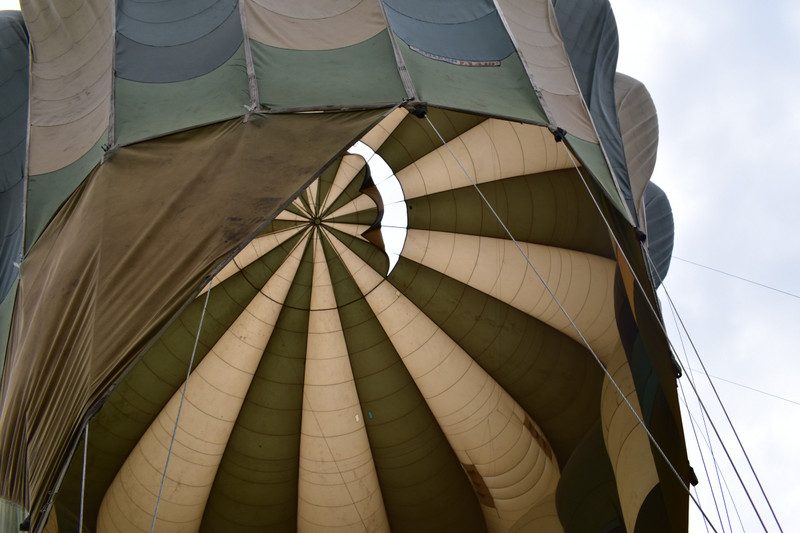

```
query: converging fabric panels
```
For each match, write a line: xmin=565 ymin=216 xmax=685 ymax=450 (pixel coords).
xmin=0 ymin=1 xmax=683 ymax=532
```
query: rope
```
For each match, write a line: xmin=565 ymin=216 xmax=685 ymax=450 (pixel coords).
xmin=649 ymin=249 xmax=783 ymax=532
xmin=559 ymin=139 xmax=783 ymax=531
xmin=79 ymin=425 xmax=88 ymax=532
xmin=150 ymin=279 xmax=213 ymax=533
xmin=422 ymin=114 xmax=718 ymax=531
xmin=673 ymin=256 xmax=800 ymax=300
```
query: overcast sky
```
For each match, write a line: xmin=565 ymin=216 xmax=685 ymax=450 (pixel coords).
xmin=614 ymin=1 xmax=800 ymax=531
xmin=2 ymin=1 xmax=797 ymax=531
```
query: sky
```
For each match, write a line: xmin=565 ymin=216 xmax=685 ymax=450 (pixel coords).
xmin=2 ymin=1 xmax=797 ymax=531
xmin=613 ymin=1 xmax=800 ymax=531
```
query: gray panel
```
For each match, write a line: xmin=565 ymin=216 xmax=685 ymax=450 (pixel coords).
xmin=383 ymin=0 xmax=513 ymax=62
xmin=0 ymin=10 xmax=28 ymax=303
xmin=643 ymin=182 xmax=674 ymax=285
xmin=553 ymin=0 xmax=633 ymax=212
xmin=118 ymin=0 xmax=238 ymax=47
xmin=116 ymin=2 xmax=243 ymax=83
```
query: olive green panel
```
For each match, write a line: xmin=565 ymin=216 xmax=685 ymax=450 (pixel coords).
xmin=314 ymin=158 xmax=341 ymax=214
xmin=25 ymin=134 xmax=105 ymax=251
xmin=320 ymin=165 xmax=368 ymax=218
xmin=614 ymin=272 xmax=690 ymax=531
xmin=332 ymin=228 xmax=603 ymax=466
xmin=53 ymin=230 xmax=307 ymax=532
xmin=252 ymin=31 xmax=406 ymax=110
xmin=327 ymin=207 xmax=378 ymax=227
xmin=0 ymin=278 xmax=16 ymax=378
xmin=377 ymin=108 xmax=485 ymax=174
xmin=406 ymin=168 xmax=615 ymax=258
xmin=114 ymin=46 xmax=250 ymax=146
xmin=3 ymin=111 xmax=385 ymax=523
xmin=564 ymin=133 xmax=628 ymax=218
xmin=555 ymin=421 xmax=624 ymax=533
xmin=202 ymin=238 xmax=314 ymax=532
xmin=397 ymin=41 xmax=547 ymax=125
xmin=321 ymin=234 xmax=487 ymax=533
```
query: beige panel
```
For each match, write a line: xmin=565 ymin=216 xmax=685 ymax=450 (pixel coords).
xmin=493 ymin=0 xmax=597 ymax=142
xmin=298 ymin=238 xmax=389 ymax=532
xmin=600 ymin=348 xmax=659 ymax=533
xmin=323 ymin=154 xmax=367 ymax=212
xmin=333 ymin=239 xmax=561 ymax=532
xmin=324 ymin=222 xmax=370 ymax=241
xmin=403 ymin=230 xmax=621 ymax=361
xmin=24 ymin=0 xmax=113 ymax=174
xmin=96 ymin=240 xmax=307 ymax=532
xmin=397 ymin=120 xmax=571 ymax=200
xmin=203 ymin=229 xmax=307 ymax=293
xmin=359 ymin=107 xmax=408 ymax=152
xmin=246 ymin=0 xmax=385 ymax=50
xmin=614 ymin=73 xmax=658 ymax=228
xmin=326 ymin=194 xmax=375 ymax=220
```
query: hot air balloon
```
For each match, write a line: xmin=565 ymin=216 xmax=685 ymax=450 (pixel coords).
xmin=1 ymin=0 xmax=687 ymax=531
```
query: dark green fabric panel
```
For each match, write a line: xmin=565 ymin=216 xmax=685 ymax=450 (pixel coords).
xmin=553 ymin=0 xmax=632 ymax=211
xmin=613 ymin=270 xmax=689 ymax=531
xmin=252 ymin=31 xmax=406 ymax=109
xmin=376 ymin=108 xmax=485 ymax=176
xmin=321 ymin=234 xmax=487 ymax=533
xmin=398 ymin=40 xmax=547 ymax=124
xmin=25 ymin=135 xmax=105 ymax=251
xmin=114 ymin=45 xmax=249 ymax=145
xmin=329 ymin=228 xmax=603 ymax=468
xmin=406 ymin=168 xmax=614 ymax=258
xmin=53 ymin=230 xmax=306 ymax=532
xmin=564 ymin=133 xmax=627 ymax=217
xmin=314 ymin=158 xmax=341 ymax=214
xmin=201 ymin=237 xmax=313 ymax=532
xmin=556 ymin=420 xmax=624 ymax=533
xmin=326 ymin=207 xmax=378 ymax=227
xmin=320 ymin=165 xmax=368 ymax=219
xmin=634 ymin=485 xmax=672 ymax=533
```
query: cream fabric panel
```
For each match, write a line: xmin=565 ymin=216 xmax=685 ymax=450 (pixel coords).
xmin=402 ymin=230 xmax=621 ymax=362
xmin=203 ymin=229 xmax=304 ymax=292
xmin=297 ymin=238 xmax=389 ymax=532
xmin=334 ymin=239 xmax=562 ymax=533
xmin=398 ymin=120 xmax=571 ymax=201
xmin=614 ymin=73 xmax=658 ymax=228
xmin=246 ymin=0 xmax=385 ymax=50
xmin=323 ymin=154 xmax=367 ymax=212
xmin=360 ymin=108 xmax=408 ymax=152
xmin=96 ymin=240 xmax=306 ymax=532
xmin=600 ymin=347 xmax=659 ymax=532
xmin=493 ymin=0 xmax=597 ymax=142
xmin=23 ymin=0 xmax=112 ymax=175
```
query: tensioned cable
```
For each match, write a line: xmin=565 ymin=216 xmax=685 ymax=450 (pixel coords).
xmin=673 ymin=256 xmax=800 ymax=300
xmin=649 ymin=250 xmax=782 ymax=532
xmin=560 ymin=137 xmax=779 ymax=532
xmin=422 ymin=114 xmax=718 ymax=531
xmin=149 ymin=279 xmax=213 ymax=533
xmin=670 ymin=301 xmax=730 ymax=532
xmin=79 ymin=425 xmax=88 ymax=532
xmin=687 ymin=370 xmax=800 ymax=407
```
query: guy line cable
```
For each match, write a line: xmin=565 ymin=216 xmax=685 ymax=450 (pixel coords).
xmin=557 ymin=134 xmax=780 ymax=533
xmin=422 ymin=114 xmax=719 ymax=532
xmin=647 ymin=249 xmax=782 ymax=532
xmin=150 ymin=279 xmax=213 ymax=533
